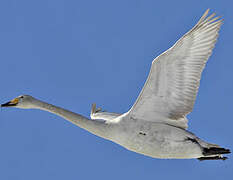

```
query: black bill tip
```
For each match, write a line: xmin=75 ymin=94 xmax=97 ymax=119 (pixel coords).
xmin=1 ymin=101 xmax=17 ymax=107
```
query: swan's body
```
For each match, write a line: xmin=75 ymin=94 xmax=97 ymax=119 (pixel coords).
xmin=2 ymin=10 xmax=230 ymax=160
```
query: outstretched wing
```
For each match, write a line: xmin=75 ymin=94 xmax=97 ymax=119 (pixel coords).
xmin=129 ymin=9 xmax=222 ymax=129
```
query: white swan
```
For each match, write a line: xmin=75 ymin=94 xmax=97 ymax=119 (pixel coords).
xmin=1 ymin=9 xmax=230 ymax=160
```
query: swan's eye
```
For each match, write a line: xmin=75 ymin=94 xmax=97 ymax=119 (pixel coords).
xmin=21 ymin=96 xmax=24 ymax=99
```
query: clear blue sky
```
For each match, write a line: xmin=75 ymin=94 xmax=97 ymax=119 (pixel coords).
xmin=0 ymin=0 xmax=232 ymax=179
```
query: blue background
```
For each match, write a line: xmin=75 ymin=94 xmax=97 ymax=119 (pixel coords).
xmin=0 ymin=0 xmax=232 ymax=179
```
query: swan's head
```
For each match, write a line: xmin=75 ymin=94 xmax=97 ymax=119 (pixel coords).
xmin=1 ymin=95 xmax=37 ymax=109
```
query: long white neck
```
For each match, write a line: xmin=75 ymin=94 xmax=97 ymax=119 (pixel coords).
xmin=29 ymin=98 xmax=111 ymax=139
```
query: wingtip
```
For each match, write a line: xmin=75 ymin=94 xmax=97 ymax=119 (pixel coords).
xmin=203 ymin=8 xmax=210 ymax=17
xmin=193 ymin=9 xmax=223 ymax=30
xmin=205 ymin=8 xmax=210 ymax=14
xmin=196 ymin=9 xmax=210 ymax=25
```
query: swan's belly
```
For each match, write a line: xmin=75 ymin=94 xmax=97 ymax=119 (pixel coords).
xmin=109 ymin=121 xmax=202 ymax=159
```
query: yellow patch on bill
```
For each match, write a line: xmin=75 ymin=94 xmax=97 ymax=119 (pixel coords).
xmin=10 ymin=98 xmax=19 ymax=104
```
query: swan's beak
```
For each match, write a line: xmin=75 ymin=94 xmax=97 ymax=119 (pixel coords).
xmin=1 ymin=98 xmax=19 ymax=107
